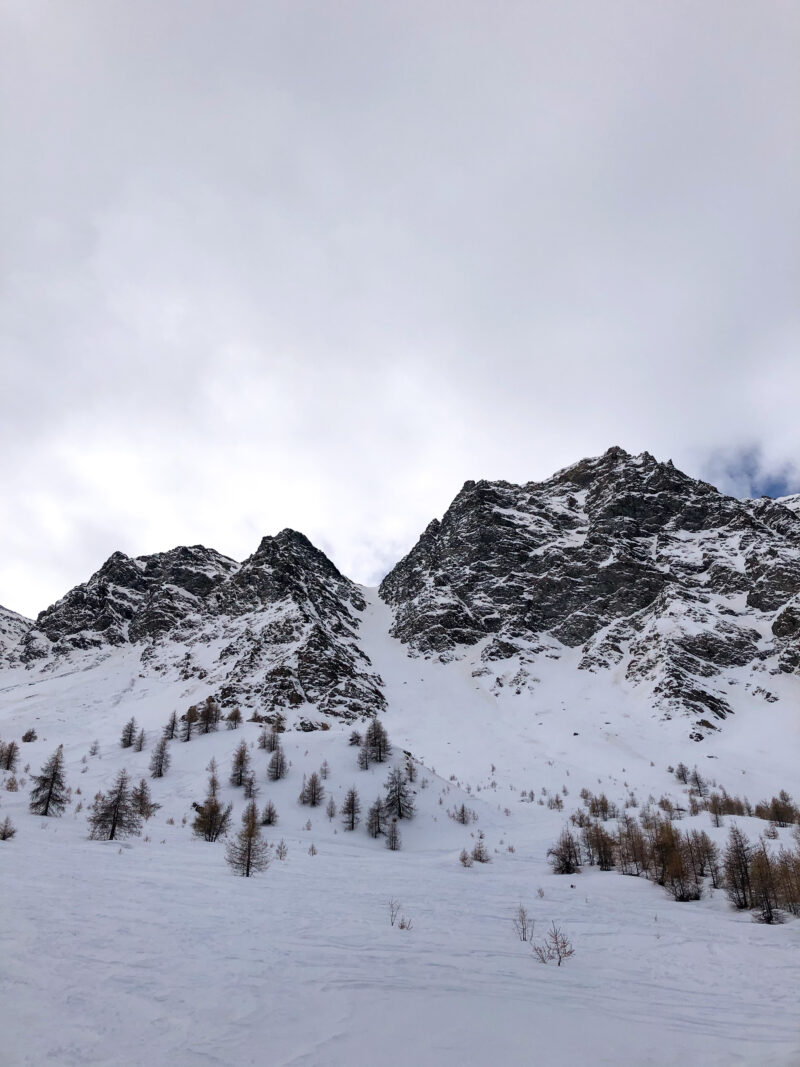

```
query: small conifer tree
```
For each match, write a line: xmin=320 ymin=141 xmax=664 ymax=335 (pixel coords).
xmin=357 ymin=739 xmax=371 ymax=771
xmin=120 ymin=717 xmax=137 ymax=749
xmin=199 ymin=697 xmax=220 ymax=734
xmin=471 ymin=831 xmax=490 ymax=863
xmin=230 ymin=739 xmax=251 ymax=787
xmin=299 ymin=771 xmax=325 ymax=807
xmin=149 ymin=736 xmax=171 ymax=779
xmin=131 ymin=778 xmax=160 ymax=819
xmin=226 ymin=800 xmax=270 ymax=877
xmin=386 ymin=818 xmax=401 ymax=851
xmin=88 ymin=769 xmax=142 ymax=840
xmin=341 ymin=787 xmax=361 ymax=831
xmin=384 ymin=766 xmax=415 ymax=820
xmin=0 ymin=740 xmax=19 ymax=772
xmin=29 ymin=745 xmax=69 ymax=817
xmin=206 ymin=757 xmax=220 ymax=796
xmin=261 ymin=726 xmax=280 ymax=752
xmin=365 ymin=718 xmax=391 ymax=763
xmin=181 ymin=706 xmax=199 ymax=742
xmin=367 ymin=797 xmax=387 ymax=838
xmin=193 ymin=794 xmax=232 ymax=842
xmin=267 ymin=745 xmax=287 ymax=781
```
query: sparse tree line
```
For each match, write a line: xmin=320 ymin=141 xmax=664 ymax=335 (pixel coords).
xmin=548 ymin=800 xmax=800 ymax=921
xmin=3 ymin=709 xmax=413 ymax=867
xmin=669 ymin=764 xmax=799 ymax=826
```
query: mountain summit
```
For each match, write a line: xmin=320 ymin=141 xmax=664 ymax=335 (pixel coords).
xmin=8 ymin=530 xmax=384 ymax=721
xmin=3 ymin=447 xmax=799 ymax=737
xmin=380 ymin=447 xmax=800 ymax=733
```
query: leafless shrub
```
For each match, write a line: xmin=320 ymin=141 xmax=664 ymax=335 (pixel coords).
xmin=512 ymin=904 xmax=533 ymax=942
xmin=532 ymin=923 xmax=575 ymax=966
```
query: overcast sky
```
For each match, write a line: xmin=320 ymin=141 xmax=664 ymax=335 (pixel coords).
xmin=1 ymin=1 xmax=798 ymax=618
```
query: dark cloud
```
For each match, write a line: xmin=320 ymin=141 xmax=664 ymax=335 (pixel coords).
xmin=1 ymin=1 xmax=798 ymax=615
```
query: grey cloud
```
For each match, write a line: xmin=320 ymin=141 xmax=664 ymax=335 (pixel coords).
xmin=1 ymin=1 xmax=798 ymax=615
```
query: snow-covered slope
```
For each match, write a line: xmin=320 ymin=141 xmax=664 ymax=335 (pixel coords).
xmin=2 ymin=448 xmax=800 ymax=1066
xmin=776 ymin=493 xmax=800 ymax=516
xmin=1 ymin=586 xmax=798 ymax=1066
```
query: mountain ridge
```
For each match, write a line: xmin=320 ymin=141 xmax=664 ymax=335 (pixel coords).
xmin=3 ymin=446 xmax=800 ymax=737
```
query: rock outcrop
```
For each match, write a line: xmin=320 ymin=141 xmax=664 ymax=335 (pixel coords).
xmin=7 ymin=532 xmax=384 ymax=721
xmin=380 ymin=447 xmax=800 ymax=731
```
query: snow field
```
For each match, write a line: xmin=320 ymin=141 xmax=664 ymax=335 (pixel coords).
xmin=1 ymin=588 xmax=799 ymax=1065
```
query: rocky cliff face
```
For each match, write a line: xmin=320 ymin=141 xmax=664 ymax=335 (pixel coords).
xmin=0 ymin=605 xmax=31 ymax=666
xmin=379 ymin=447 xmax=800 ymax=734
xmin=8 ymin=532 xmax=384 ymax=722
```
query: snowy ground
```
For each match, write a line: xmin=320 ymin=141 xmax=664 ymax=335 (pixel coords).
xmin=1 ymin=589 xmax=799 ymax=1066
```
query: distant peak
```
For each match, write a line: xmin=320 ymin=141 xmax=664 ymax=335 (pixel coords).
xmin=276 ymin=528 xmax=314 ymax=546
xmin=253 ymin=529 xmax=315 ymax=557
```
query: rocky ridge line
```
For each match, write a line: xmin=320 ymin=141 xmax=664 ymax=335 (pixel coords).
xmin=379 ymin=447 xmax=800 ymax=734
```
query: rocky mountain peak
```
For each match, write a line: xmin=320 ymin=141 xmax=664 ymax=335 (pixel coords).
xmin=8 ymin=531 xmax=384 ymax=723
xmin=379 ymin=448 xmax=800 ymax=734
xmin=29 ymin=544 xmax=239 ymax=653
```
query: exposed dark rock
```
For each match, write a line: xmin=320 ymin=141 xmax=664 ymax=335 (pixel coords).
xmin=0 ymin=605 xmax=32 ymax=665
xmin=380 ymin=447 xmax=800 ymax=725
xmin=773 ymin=604 xmax=800 ymax=639
xmin=6 ymin=531 xmax=384 ymax=721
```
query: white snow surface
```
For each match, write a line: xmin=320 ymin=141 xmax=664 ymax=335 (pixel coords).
xmin=1 ymin=588 xmax=799 ymax=1066
xmin=776 ymin=493 xmax=800 ymax=516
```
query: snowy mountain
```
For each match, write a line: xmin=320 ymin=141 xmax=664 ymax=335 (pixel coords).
xmin=381 ymin=446 xmax=800 ymax=736
xmin=2 ymin=448 xmax=800 ymax=1067
xmin=7 ymin=530 xmax=384 ymax=722
xmin=4 ymin=447 xmax=800 ymax=741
